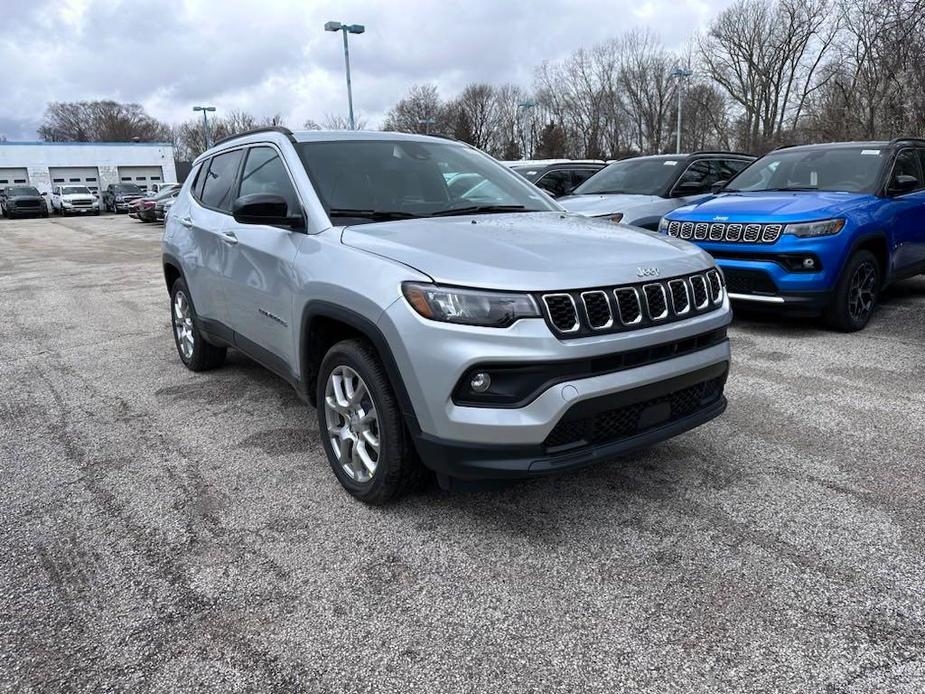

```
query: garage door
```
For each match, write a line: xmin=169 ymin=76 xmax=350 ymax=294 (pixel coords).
xmin=117 ymin=166 xmax=163 ymax=192
xmin=0 ymin=167 xmax=29 ymax=186
xmin=49 ymin=166 xmax=101 ymax=194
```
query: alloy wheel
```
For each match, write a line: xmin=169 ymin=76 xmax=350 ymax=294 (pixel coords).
xmin=847 ymin=261 xmax=877 ymax=322
xmin=323 ymin=365 xmax=380 ymax=483
xmin=172 ymin=290 xmax=195 ymax=359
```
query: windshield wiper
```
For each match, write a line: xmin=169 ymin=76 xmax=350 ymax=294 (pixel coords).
xmin=761 ymin=187 xmax=819 ymax=192
xmin=430 ymin=204 xmax=528 ymax=217
xmin=327 ymin=208 xmax=421 ymax=221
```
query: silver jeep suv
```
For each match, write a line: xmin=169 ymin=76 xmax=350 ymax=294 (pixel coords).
xmin=162 ymin=128 xmax=732 ymax=504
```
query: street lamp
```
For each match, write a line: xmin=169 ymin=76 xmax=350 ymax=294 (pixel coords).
xmin=193 ymin=106 xmax=217 ymax=149
xmin=517 ymin=100 xmax=537 ymax=160
xmin=670 ymin=68 xmax=693 ymax=154
xmin=325 ymin=20 xmax=365 ymax=130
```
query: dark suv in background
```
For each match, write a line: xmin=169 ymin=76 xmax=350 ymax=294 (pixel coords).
xmin=508 ymin=160 xmax=607 ymax=197
xmin=559 ymin=152 xmax=754 ymax=229
xmin=103 ymin=183 xmax=145 ymax=213
xmin=1 ymin=186 xmax=49 ymax=219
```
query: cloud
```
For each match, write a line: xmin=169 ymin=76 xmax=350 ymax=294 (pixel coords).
xmin=0 ymin=0 xmax=733 ymax=139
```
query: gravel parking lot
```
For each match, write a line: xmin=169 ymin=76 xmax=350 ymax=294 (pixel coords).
xmin=1 ymin=214 xmax=924 ymax=693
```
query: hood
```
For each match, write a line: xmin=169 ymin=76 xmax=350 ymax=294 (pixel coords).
xmin=61 ymin=194 xmax=95 ymax=202
xmin=341 ymin=211 xmax=712 ymax=291
xmin=558 ymin=193 xmax=665 ymax=217
xmin=668 ymin=191 xmax=876 ymax=223
xmin=9 ymin=194 xmax=43 ymax=203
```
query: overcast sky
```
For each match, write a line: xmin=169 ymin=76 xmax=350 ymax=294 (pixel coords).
xmin=0 ymin=0 xmax=736 ymax=140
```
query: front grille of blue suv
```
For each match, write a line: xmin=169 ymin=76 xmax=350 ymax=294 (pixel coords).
xmin=660 ymin=138 xmax=925 ymax=331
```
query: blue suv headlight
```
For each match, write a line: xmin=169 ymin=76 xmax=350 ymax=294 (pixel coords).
xmin=402 ymin=282 xmax=540 ymax=328
xmin=784 ymin=219 xmax=845 ymax=238
xmin=658 ymin=217 xmax=670 ymax=233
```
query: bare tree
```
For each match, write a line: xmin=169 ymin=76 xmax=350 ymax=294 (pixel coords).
xmin=381 ymin=84 xmax=444 ymax=134
xmin=617 ymin=30 xmax=677 ymax=152
xmin=38 ymin=101 xmax=168 ymax=142
xmin=699 ymin=0 xmax=838 ymax=151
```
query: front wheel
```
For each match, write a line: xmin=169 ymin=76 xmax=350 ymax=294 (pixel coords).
xmin=825 ymin=250 xmax=880 ymax=332
xmin=169 ymin=278 xmax=226 ymax=371
xmin=317 ymin=339 xmax=421 ymax=504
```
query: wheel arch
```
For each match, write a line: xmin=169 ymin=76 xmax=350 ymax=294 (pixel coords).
xmin=299 ymin=302 xmax=421 ymax=434
xmin=162 ymin=253 xmax=184 ymax=293
xmin=848 ymin=231 xmax=890 ymax=285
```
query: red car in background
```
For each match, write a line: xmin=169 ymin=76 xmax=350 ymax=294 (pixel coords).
xmin=128 ymin=184 xmax=181 ymax=222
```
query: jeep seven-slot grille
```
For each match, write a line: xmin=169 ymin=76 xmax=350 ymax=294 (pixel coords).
xmin=537 ymin=271 xmax=725 ymax=338
xmin=667 ymin=220 xmax=783 ymax=244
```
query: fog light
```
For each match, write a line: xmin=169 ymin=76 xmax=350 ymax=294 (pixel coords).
xmin=470 ymin=372 xmax=491 ymax=393
xmin=802 ymin=258 xmax=816 ymax=269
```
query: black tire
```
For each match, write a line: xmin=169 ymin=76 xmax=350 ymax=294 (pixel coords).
xmin=169 ymin=277 xmax=226 ymax=371
xmin=316 ymin=339 xmax=421 ymax=505
xmin=824 ymin=250 xmax=880 ymax=332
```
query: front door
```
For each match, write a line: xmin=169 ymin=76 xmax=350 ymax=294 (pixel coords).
xmin=882 ymin=149 xmax=925 ymax=272
xmin=221 ymin=145 xmax=305 ymax=369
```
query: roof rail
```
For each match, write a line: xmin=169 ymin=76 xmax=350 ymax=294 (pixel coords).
xmin=691 ymin=149 xmax=755 ymax=158
xmin=889 ymin=136 xmax=925 ymax=147
xmin=212 ymin=125 xmax=296 ymax=147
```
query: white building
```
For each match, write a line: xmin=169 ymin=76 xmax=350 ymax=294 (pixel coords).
xmin=0 ymin=141 xmax=177 ymax=196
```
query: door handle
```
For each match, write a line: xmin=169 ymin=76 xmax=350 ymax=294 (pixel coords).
xmin=221 ymin=231 xmax=239 ymax=245
xmin=178 ymin=216 xmax=193 ymax=228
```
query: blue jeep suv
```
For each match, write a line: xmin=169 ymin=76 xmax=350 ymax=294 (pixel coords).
xmin=660 ymin=139 xmax=925 ymax=331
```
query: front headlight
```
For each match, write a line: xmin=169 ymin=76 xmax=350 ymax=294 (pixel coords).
xmin=658 ymin=217 xmax=670 ymax=233
xmin=784 ymin=219 xmax=845 ymax=238
xmin=402 ymin=282 xmax=541 ymax=328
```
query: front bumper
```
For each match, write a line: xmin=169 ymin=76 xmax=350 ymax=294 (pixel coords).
xmin=415 ymin=362 xmax=728 ymax=480
xmin=379 ymin=293 xmax=732 ymax=474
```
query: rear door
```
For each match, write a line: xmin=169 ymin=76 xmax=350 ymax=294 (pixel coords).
xmin=221 ymin=144 xmax=304 ymax=368
xmin=179 ymin=150 xmax=244 ymax=327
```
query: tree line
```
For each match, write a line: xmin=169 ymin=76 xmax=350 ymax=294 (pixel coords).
xmin=35 ymin=0 xmax=925 ymax=160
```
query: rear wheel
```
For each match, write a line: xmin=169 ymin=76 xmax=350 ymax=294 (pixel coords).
xmin=317 ymin=339 xmax=421 ymax=504
xmin=169 ymin=277 xmax=226 ymax=371
xmin=825 ymin=250 xmax=880 ymax=332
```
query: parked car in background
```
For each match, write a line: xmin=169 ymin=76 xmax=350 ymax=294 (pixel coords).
xmin=559 ymin=152 xmax=754 ymax=230
xmin=103 ymin=183 xmax=144 ymax=213
xmin=507 ymin=160 xmax=607 ymax=197
xmin=1 ymin=185 xmax=48 ymax=219
xmin=661 ymin=138 xmax=925 ymax=331
xmin=130 ymin=185 xmax=181 ymax=222
xmin=163 ymin=128 xmax=732 ymax=504
xmin=50 ymin=185 xmax=100 ymax=216
xmin=154 ymin=189 xmax=180 ymax=221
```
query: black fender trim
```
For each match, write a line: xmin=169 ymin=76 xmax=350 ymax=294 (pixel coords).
xmin=161 ymin=252 xmax=185 ymax=292
xmin=299 ymin=302 xmax=421 ymax=434
xmin=845 ymin=231 xmax=891 ymax=283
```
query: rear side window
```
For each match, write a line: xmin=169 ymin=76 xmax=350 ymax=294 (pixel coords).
xmin=239 ymin=146 xmax=300 ymax=214
xmin=200 ymin=149 xmax=244 ymax=212
xmin=715 ymin=159 xmax=750 ymax=181
xmin=536 ymin=169 xmax=573 ymax=196
xmin=570 ymin=168 xmax=601 ymax=189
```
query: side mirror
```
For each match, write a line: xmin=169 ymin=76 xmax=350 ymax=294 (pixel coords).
xmin=232 ymin=193 xmax=303 ymax=228
xmin=711 ymin=180 xmax=729 ymax=194
xmin=673 ymin=181 xmax=707 ymax=196
xmin=41 ymin=192 xmax=48 ymax=196
xmin=889 ymin=174 xmax=919 ymax=195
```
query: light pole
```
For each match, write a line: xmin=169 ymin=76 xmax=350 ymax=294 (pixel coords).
xmin=324 ymin=21 xmax=365 ymax=130
xmin=417 ymin=117 xmax=436 ymax=135
xmin=517 ymin=100 xmax=537 ymax=159
xmin=193 ymin=105 xmax=216 ymax=149
xmin=670 ymin=68 xmax=693 ymax=154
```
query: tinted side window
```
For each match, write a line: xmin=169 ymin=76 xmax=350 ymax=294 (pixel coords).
xmin=676 ymin=161 xmax=714 ymax=192
xmin=570 ymin=168 xmax=601 ymax=189
xmin=536 ymin=169 xmax=573 ymax=196
xmin=200 ymin=150 xmax=244 ymax=212
xmin=239 ymin=147 xmax=299 ymax=214
xmin=893 ymin=149 xmax=923 ymax=190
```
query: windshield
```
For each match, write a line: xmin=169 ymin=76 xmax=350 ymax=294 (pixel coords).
xmin=116 ymin=184 xmax=142 ymax=194
xmin=61 ymin=186 xmax=90 ymax=195
xmin=296 ymin=139 xmax=558 ymax=223
xmin=509 ymin=165 xmax=542 ymax=182
xmin=8 ymin=187 xmax=39 ymax=196
xmin=573 ymin=157 xmax=683 ymax=196
xmin=726 ymin=147 xmax=885 ymax=193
